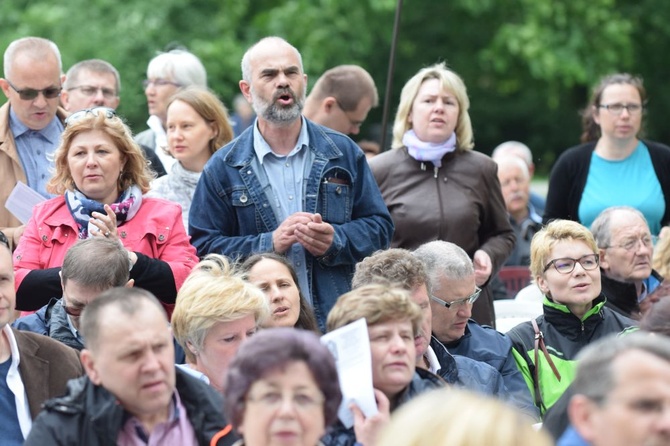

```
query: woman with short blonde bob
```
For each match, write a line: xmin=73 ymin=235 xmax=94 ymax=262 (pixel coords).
xmin=507 ymin=220 xmax=635 ymax=416
xmin=171 ymin=254 xmax=270 ymax=393
xmin=377 ymin=388 xmax=553 ymax=446
xmin=13 ymin=110 xmax=197 ymax=313
xmin=369 ymin=63 xmax=513 ymax=327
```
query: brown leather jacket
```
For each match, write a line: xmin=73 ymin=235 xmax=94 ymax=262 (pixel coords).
xmin=369 ymin=147 xmax=515 ymax=326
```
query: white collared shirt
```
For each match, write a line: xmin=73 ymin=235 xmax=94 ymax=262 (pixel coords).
xmin=2 ymin=325 xmax=32 ymax=438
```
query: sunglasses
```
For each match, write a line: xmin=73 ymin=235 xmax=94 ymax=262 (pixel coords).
xmin=65 ymin=107 xmax=117 ymax=126
xmin=7 ymin=79 xmax=62 ymax=100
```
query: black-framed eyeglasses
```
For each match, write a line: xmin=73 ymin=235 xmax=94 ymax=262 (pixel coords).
xmin=0 ymin=231 xmax=9 ymax=249
xmin=142 ymin=78 xmax=181 ymax=89
xmin=61 ymin=297 xmax=85 ymax=317
xmin=65 ymin=106 xmax=117 ymax=126
xmin=605 ymin=235 xmax=657 ymax=251
xmin=7 ymin=80 xmax=62 ymax=100
xmin=67 ymin=85 xmax=117 ymax=99
xmin=543 ymin=254 xmax=599 ymax=274
xmin=334 ymin=98 xmax=364 ymax=129
xmin=430 ymin=287 xmax=482 ymax=309
xmin=598 ymin=103 xmax=644 ymax=116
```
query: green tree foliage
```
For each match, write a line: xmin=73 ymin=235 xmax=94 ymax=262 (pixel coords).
xmin=0 ymin=0 xmax=667 ymax=173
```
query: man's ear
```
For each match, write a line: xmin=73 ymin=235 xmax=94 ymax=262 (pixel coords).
xmin=536 ymin=275 xmax=550 ymax=295
xmin=568 ymin=394 xmax=600 ymax=443
xmin=239 ymin=80 xmax=252 ymax=103
xmin=598 ymin=247 xmax=609 ymax=271
xmin=80 ymin=349 xmax=102 ymax=385
xmin=60 ymin=90 xmax=71 ymax=111
xmin=125 ymin=279 xmax=134 ymax=288
xmin=0 ymin=79 xmax=9 ymax=98
xmin=323 ymin=97 xmax=337 ymax=113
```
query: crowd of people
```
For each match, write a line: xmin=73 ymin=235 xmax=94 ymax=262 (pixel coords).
xmin=0 ymin=34 xmax=669 ymax=446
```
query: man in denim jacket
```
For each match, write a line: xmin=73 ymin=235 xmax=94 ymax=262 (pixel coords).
xmin=189 ymin=37 xmax=393 ymax=329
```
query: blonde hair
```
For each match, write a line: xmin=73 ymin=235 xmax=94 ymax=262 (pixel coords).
xmin=326 ymin=283 xmax=422 ymax=335
xmin=171 ymin=254 xmax=270 ymax=363
xmin=377 ymin=388 xmax=553 ymax=446
xmin=653 ymin=235 xmax=670 ymax=278
xmin=47 ymin=113 xmax=154 ymax=195
xmin=166 ymin=87 xmax=234 ymax=156
xmin=530 ymin=219 xmax=598 ymax=280
xmin=392 ymin=62 xmax=474 ymax=151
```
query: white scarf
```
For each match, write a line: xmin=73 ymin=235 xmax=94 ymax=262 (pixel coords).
xmin=402 ymin=129 xmax=457 ymax=167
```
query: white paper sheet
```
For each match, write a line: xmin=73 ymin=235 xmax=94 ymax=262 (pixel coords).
xmin=320 ymin=317 xmax=378 ymax=428
xmin=4 ymin=182 xmax=46 ymax=224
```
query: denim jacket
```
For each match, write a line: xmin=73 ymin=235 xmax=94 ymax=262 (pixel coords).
xmin=189 ymin=119 xmax=394 ymax=327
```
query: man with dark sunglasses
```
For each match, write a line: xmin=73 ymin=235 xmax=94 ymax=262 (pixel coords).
xmin=0 ymin=37 xmax=68 ymax=250
xmin=0 ymin=231 xmax=82 ymax=444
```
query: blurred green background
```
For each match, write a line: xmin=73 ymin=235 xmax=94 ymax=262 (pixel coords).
xmin=2 ymin=0 xmax=668 ymax=175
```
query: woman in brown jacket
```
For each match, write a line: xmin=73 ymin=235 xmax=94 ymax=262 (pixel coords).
xmin=369 ymin=63 xmax=514 ymax=326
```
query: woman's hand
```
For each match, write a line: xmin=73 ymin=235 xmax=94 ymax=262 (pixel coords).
xmin=351 ymin=389 xmax=390 ymax=446
xmin=473 ymin=249 xmax=492 ymax=286
xmin=90 ymin=204 xmax=118 ymax=240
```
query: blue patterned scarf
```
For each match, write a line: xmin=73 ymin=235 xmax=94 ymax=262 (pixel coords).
xmin=65 ymin=185 xmax=143 ymax=239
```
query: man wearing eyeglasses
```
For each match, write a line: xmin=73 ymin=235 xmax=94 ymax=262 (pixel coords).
xmin=591 ymin=206 xmax=664 ymax=320
xmin=414 ymin=240 xmax=536 ymax=417
xmin=0 ymin=37 xmax=68 ymax=250
xmin=303 ymin=65 xmax=378 ymax=136
xmin=60 ymin=59 xmax=120 ymax=113
xmin=60 ymin=59 xmax=166 ymax=177
xmin=0 ymin=230 xmax=83 ymax=445
xmin=13 ymin=237 xmax=130 ymax=351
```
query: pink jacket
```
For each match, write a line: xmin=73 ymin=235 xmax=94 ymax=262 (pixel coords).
xmin=13 ymin=195 xmax=198 ymax=301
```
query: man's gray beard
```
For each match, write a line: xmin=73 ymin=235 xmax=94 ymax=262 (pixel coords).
xmin=251 ymin=88 xmax=305 ymax=126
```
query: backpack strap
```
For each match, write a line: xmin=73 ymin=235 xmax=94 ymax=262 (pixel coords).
xmin=531 ymin=318 xmax=561 ymax=412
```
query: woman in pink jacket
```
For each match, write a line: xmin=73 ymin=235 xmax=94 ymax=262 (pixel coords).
xmin=13 ymin=107 xmax=197 ymax=314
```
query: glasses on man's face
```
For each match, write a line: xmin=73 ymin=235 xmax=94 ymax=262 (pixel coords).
xmin=599 ymin=103 xmax=644 ymax=116
xmin=7 ymin=80 xmax=62 ymax=100
xmin=605 ymin=235 xmax=657 ymax=252
xmin=543 ymin=253 xmax=599 ymax=274
xmin=142 ymin=79 xmax=181 ymax=89
xmin=65 ymin=106 xmax=117 ymax=126
xmin=61 ymin=297 xmax=85 ymax=317
xmin=334 ymin=99 xmax=364 ymax=130
xmin=0 ymin=231 xmax=9 ymax=249
xmin=246 ymin=389 xmax=325 ymax=412
xmin=68 ymin=85 xmax=117 ymax=99
xmin=430 ymin=287 xmax=482 ymax=309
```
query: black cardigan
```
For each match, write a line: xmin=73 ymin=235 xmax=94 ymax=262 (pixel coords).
xmin=543 ymin=140 xmax=670 ymax=227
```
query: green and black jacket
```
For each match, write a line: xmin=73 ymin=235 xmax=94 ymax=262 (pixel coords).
xmin=507 ymin=294 xmax=637 ymax=416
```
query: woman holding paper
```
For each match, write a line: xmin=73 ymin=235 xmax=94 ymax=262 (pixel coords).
xmin=12 ymin=107 xmax=198 ymax=313
xmin=321 ymin=283 xmax=444 ymax=446
xmin=224 ymin=328 xmax=342 ymax=446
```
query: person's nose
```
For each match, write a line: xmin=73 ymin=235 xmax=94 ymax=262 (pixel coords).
xmin=33 ymin=92 xmax=48 ymax=108
xmin=276 ymin=394 xmax=298 ymax=418
xmin=92 ymin=89 xmax=105 ymax=105
xmin=457 ymin=302 xmax=472 ymax=319
xmin=270 ymin=285 xmax=283 ymax=303
xmin=141 ymin=350 xmax=161 ymax=373
xmin=85 ymin=152 xmax=99 ymax=167
xmin=390 ymin=333 xmax=408 ymax=354
xmin=349 ymin=124 xmax=361 ymax=136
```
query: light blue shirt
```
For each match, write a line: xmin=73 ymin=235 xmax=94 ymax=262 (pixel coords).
xmin=9 ymin=108 xmax=63 ymax=199
xmin=252 ymin=117 xmax=313 ymax=305
xmin=579 ymin=141 xmax=665 ymax=234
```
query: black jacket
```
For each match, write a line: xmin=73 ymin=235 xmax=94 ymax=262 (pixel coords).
xmin=24 ymin=368 xmax=237 ymax=446
xmin=601 ymin=269 xmax=663 ymax=320
xmin=320 ymin=369 xmax=444 ymax=446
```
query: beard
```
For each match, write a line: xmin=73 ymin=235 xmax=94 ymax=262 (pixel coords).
xmin=250 ymin=85 xmax=306 ymax=126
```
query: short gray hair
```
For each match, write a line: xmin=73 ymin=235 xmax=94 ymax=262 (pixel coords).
xmin=590 ymin=206 xmax=648 ymax=249
xmin=61 ymin=238 xmax=129 ymax=290
xmin=491 ymin=141 xmax=533 ymax=167
xmin=4 ymin=37 xmax=61 ymax=79
xmin=571 ymin=333 xmax=670 ymax=404
xmin=147 ymin=49 xmax=207 ymax=88
xmin=64 ymin=59 xmax=121 ymax=93
xmin=240 ymin=36 xmax=303 ymax=83
xmin=413 ymin=241 xmax=474 ymax=293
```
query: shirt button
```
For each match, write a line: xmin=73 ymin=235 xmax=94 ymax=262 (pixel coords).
xmin=121 ymin=231 xmax=127 ymax=238
xmin=285 ymin=162 xmax=290 ymax=167
xmin=158 ymin=234 xmax=165 ymax=242
xmin=288 ymin=195 xmax=293 ymax=200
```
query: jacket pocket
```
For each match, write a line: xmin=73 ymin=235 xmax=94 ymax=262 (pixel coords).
xmin=320 ymin=167 xmax=352 ymax=224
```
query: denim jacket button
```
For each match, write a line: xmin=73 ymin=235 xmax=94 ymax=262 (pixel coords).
xmin=240 ymin=194 xmax=248 ymax=203
xmin=336 ymin=186 xmax=342 ymax=194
